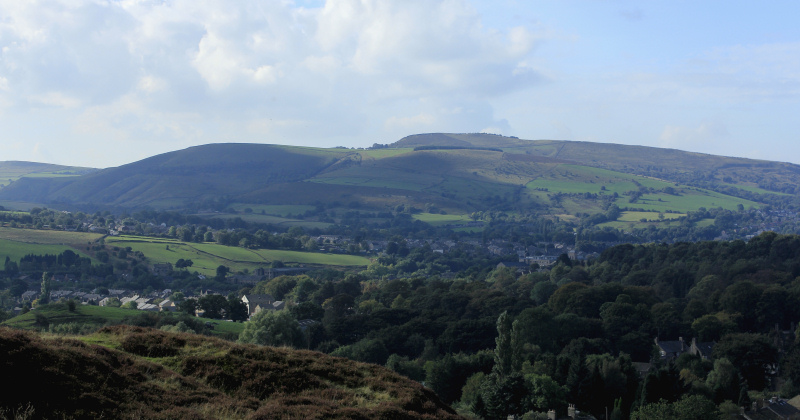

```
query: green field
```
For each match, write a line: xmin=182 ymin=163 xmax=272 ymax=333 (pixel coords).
xmin=228 ymin=204 xmax=316 ymax=217
xmin=0 ymin=227 xmax=102 ymax=244
xmin=1 ymin=303 xmax=245 ymax=338
xmin=524 ymin=164 xmax=760 ymax=214
xmin=105 ymin=236 xmax=370 ymax=276
xmin=526 ymin=165 xmax=673 ymax=195
xmin=196 ymin=213 xmax=331 ymax=229
xmin=628 ymin=189 xmax=758 ymax=212
xmin=358 ymin=148 xmax=413 ymax=159
xmin=0 ymin=162 xmax=93 ymax=191
xmin=726 ymin=183 xmax=791 ymax=196
xmin=0 ymin=227 xmax=100 ymax=262
xmin=617 ymin=211 xmax=685 ymax=222
xmin=412 ymin=212 xmax=473 ymax=226
xmin=0 ymin=238 xmax=94 ymax=263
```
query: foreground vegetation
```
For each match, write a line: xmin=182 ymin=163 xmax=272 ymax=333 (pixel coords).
xmin=0 ymin=325 xmax=459 ymax=419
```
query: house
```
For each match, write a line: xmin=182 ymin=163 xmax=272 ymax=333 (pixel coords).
xmin=655 ymin=337 xmax=688 ymax=361
xmin=21 ymin=291 xmax=38 ymax=301
xmin=655 ymin=337 xmax=715 ymax=362
xmin=159 ymin=299 xmax=177 ymax=312
xmin=242 ymin=294 xmax=275 ymax=316
xmin=80 ymin=293 xmax=102 ymax=304
xmin=739 ymin=397 xmax=800 ymax=420
xmin=298 ymin=319 xmax=320 ymax=331
xmin=497 ymin=261 xmax=532 ymax=274
xmin=690 ymin=337 xmax=715 ymax=359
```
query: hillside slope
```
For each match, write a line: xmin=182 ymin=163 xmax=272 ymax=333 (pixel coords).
xmin=395 ymin=133 xmax=800 ymax=195
xmin=0 ymin=325 xmax=461 ymax=419
xmin=1 ymin=135 xmax=798 ymax=215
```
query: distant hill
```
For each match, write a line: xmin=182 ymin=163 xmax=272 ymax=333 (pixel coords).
xmin=0 ymin=161 xmax=95 ymax=191
xmin=1 ymin=134 xmax=799 ymax=218
xmin=0 ymin=325 xmax=461 ymax=419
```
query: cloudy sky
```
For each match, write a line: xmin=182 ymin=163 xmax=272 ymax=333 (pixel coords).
xmin=1 ymin=0 xmax=798 ymax=168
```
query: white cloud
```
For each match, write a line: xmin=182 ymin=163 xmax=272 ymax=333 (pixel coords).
xmin=137 ymin=76 xmax=166 ymax=93
xmin=29 ymin=92 xmax=82 ymax=109
xmin=385 ymin=113 xmax=436 ymax=130
xmin=0 ymin=0 xmax=542 ymax=166
xmin=659 ymin=121 xmax=730 ymax=152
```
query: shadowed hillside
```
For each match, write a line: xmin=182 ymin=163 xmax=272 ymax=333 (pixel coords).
xmin=2 ymin=135 xmax=799 ymax=214
xmin=0 ymin=325 xmax=461 ymax=419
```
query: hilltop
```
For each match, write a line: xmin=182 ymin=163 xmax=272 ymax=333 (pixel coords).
xmin=0 ymin=325 xmax=461 ymax=419
xmin=1 ymin=133 xmax=799 ymax=234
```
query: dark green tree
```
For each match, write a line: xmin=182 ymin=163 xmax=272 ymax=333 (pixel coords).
xmin=198 ymin=294 xmax=228 ymax=319
xmin=39 ymin=271 xmax=52 ymax=304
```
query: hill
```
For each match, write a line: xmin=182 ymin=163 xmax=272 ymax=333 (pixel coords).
xmin=1 ymin=134 xmax=799 ymax=223
xmin=0 ymin=325 xmax=461 ymax=419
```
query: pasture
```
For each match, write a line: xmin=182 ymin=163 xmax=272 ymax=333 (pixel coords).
xmin=196 ymin=213 xmax=332 ymax=230
xmin=228 ymin=204 xmax=316 ymax=217
xmin=627 ymin=189 xmax=758 ymax=213
xmin=0 ymin=227 xmax=102 ymax=245
xmin=105 ymin=236 xmax=370 ymax=276
xmin=617 ymin=211 xmax=685 ymax=222
xmin=412 ymin=213 xmax=473 ymax=226
xmin=0 ymin=238 xmax=91 ymax=262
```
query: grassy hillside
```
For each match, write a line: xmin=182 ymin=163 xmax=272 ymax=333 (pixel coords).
xmin=0 ymin=326 xmax=460 ymax=419
xmin=396 ymin=133 xmax=800 ymax=197
xmin=0 ymin=144 xmax=352 ymax=208
xmin=105 ymin=235 xmax=371 ymax=276
xmin=0 ymin=228 xmax=369 ymax=277
xmin=0 ymin=136 xmax=796 ymax=229
xmin=0 ymin=161 xmax=95 ymax=190
xmin=0 ymin=227 xmax=101 ymax=263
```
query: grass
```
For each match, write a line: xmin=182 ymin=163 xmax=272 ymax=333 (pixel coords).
xmin=2 ymin=303 xmax=245 ymax=338
xmin=617 ymin=211 xmax=685 ymax=222
xmin=196 ymin=213 xmax=331 ymax=229
xmin=526 ymin=164 xmax=674 ymax=195
xmin=524 ymin=164 xmax=760 ymax=214
xmin=725 ymin=183 xmax=791 ymax=196
xmin=623 ymin=189 xmax=758 ymax=212
xmin=412 ymin=213 xmax=473 ymax=226
xmin=105 ymin=235 xmax=370 ymax=276
xmin=228 ymin=204 xmax=316 ymax=217
xmin=0 ymin=238 xmax=92 ymax=263
xmin=0 ymin=227 xmax=99 ymax=262
xmin=358 ymin=148 xmax=414 ymax=159
xmin=0 ymin=227 xmax=102 ymax=244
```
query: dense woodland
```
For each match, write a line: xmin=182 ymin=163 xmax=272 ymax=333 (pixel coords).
xmin=5 ymin=229 xmax=800 ymax=418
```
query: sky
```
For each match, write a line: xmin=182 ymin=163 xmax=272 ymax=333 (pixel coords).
xmin=0 ymin=0 xmax=798 ymax=168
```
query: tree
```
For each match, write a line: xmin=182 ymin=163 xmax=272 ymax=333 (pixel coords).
xmin=227 ymin=294 xmax=248 ymax=322
xmin=712 ymin=333 xmax=778 ymax=390
xmin=198 ymin=294 xmax=228 ymax=319
xmin=175 ymin=259 xmax=193 ymax=269
xmin=494 ymin=311 xmax=517 ymax=377
xmin=631 ymin=395 xmax=719 ymax=420
xmin=524 ymin=373 xmax=567 ymax=413
xmin=178 ymin=298 xmax=198 ymax=315
xmin=705 ymin=358 xmax=741 ymax=403
xmin=238 ymin=310 xmax=305 ymax=348
xmin=215 ymin=265 xmax=229 ymax=281
xmin=39 ymin=271 xmax=52 ymax=304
